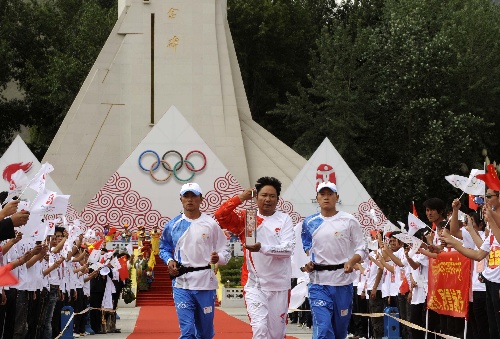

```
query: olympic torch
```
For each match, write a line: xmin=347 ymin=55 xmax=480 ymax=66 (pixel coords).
xmin=245 ymin=190 xmax=257 ymax=246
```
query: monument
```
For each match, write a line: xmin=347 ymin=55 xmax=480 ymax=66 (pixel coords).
xmin=43 ymin=0 xmax=306 ymax=214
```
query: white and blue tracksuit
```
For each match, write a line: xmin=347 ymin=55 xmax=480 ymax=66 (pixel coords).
xmin=301 ymin=211 xmax=367 ymax=339
xmin=159 ymin=213 xmax=230 ymax=339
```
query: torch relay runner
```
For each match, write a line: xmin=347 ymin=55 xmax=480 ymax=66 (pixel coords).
xmin=214 ymin=176 xmax=295 ymax=339
xmin=301 ymin=182 xmax=367 ymax=339
xmin=159 ymin=182 xmax=231 ymax=339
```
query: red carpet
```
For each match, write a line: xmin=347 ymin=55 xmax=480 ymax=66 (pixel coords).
xmin=135 ymin=255 xmax=174 ymax=306
xmin=127 ymin=306 xmax=299 ymax=339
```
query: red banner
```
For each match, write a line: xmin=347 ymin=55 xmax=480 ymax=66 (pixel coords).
xmin=427 ymin=251 xmax=471 ymax=318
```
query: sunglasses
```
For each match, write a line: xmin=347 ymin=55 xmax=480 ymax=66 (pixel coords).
xmin=486 ymin=193 xmax=500 ymax=199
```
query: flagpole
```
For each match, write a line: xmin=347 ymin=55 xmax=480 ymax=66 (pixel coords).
xmin=440 ymin=191 xmax=466 ymax=230
xmin=17 ymin=167 xmax=42 ymax=199
xmin=481 ymin=161 xmax=486 ymax=220
xmin=425 ymin=308 xmax=428 ymax=339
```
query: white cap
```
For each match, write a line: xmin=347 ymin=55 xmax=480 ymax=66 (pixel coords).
xmin=316 ymin=182 xmax=337 ymax=193
xmin=180 ymin=183 xmax=202 ymax=196
xmin=100 ymin=266 xmax=110 ymax=275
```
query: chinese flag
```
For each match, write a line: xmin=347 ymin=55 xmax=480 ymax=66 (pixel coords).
xmin=118 ymin=256 xmax=130 ymax=281
xmin=469 ymin=194 xmax=479 ymax=211
xmin=88 ymin=239 xmax=104 ymax=253
xmin=476 ymin=164 xmax=500 ymax=191
xmin=412 ymin=201 xmax=418 ymax=217
xmin=0 ymin=264 xmax=19 ymax=286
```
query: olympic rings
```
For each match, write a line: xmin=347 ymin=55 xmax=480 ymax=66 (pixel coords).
xmin=185 ymin=150 xmax=207 ymax=172
xmin=139 ymin=150 xmax=160 ymax=172
xmin=150 ymin=160 xmax=172 ymax=182
xmin=173 ymin=160 xmax=195 ymax=182
xmin=162 ymin=150 xmax=183 ymax=172
xmin=138 ymin=149 xmax=207 ymax=182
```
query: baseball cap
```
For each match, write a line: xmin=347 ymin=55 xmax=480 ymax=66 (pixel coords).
xmin=316 ymin=182 xmax=337 ymax=193
xmin=180 ymin=183 xmax=202 ymax=196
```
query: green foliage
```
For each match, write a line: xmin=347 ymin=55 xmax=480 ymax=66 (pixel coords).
xmin=271 ymin=0 xmax=500 ymax=219
xmin=218 ymin=256 xmax=244 ymax=287
xmin=1 ymin=0 xmax=499 ymax=223
xmin=227 ymin=0 xmax=332 ymax=144
xmin=0 ymin=0 xmax=117 ymax=158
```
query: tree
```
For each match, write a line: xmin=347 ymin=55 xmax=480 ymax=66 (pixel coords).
xmin=227 ymin=0 xmax=333 ymax=145
xmin=272 ymin=0 xmax=499 ymax=219
xmin=0 ymin=0 xmax=117 ymax=158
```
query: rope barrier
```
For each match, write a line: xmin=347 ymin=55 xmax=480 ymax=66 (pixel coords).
xmin=352 ymin=312 xmax=460 ymax=339
xmin=55 ymin=307 xmax=115 ymax=339
xmin=55 ymin=307 xmax=459 ymax=339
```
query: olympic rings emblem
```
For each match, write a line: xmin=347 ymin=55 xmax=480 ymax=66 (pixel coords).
xmin=138 ymin=150 xmax=207 ymax=182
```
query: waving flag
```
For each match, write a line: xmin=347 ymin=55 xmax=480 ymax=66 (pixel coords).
xmin=3 ymin=169 xmax=29 ymax=203
xmin=28 ymin=162 xmax=54 ymax=193
xmin=87 ymin=239 xmax=104 ymax=254
xmin=45 ymin=218 xmax=60 ymax=237
xmin=476 ymin=164 xmax=500 ymax=191
xmin=394 ymin=233 xmax=423 ymax=257
xmin=88 ymin=249 xmax=102 ymax=263
xmin=464 ymin=169 xmax=485 ymax=195
xmin=118 ymin=256 xmax=130 ymax=281
xmin=84 ymin=229 xmax=97 ymax=239
xmin=469 ymin=194 xmax=479 ymax=211
xmin=16 ymin=200 xmax=30 ymax=212
xmin=407 ymin=213 xmax=428 ymax=237
xmin=445 ymin=175 xmax=468 ymax=190
xmin=20 ymin=213 xmax=45 ymax=239
xmin=383 ymin=220 xmax=400 ymax=235
xmin=0 ymin=264 xmax=19 ymax=286
xmin=31 ymin=190 xmax=70 ymax=215
xmin=412 ymin=201 xmax=418 ymax=217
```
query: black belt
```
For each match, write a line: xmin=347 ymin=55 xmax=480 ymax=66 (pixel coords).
xmin=170 ymin=262 xmax=211 ymax=279
xmin=313 ymin=263 xmax=345 ymax=271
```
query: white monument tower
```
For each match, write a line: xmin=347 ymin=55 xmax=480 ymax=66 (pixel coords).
xmin=43 ymin=0 xmax=306 ymax=213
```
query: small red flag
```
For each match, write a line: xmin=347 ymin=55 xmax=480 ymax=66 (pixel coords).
xmin=88 ymin=239 xmax=104 ymax=253
xmin=0 ymin=264 xmax=19 ymax=286
xmin=469 ymin=194 xmax=479 ymax=211
xmin=412 ymin=201 xmax=418 ymax=217
xmin=476 ymin=164 xmax=500 ymax=191
xmin=118 ymin=256 xmax=129 ymax=281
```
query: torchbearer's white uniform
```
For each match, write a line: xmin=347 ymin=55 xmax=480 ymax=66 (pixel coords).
xmin=215 ymin=196 xmax=296 ymax=339
xmin=159 ymin=211 xmax=231 ymax=339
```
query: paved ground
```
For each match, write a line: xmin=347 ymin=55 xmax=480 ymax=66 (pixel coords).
xmin=222 ymin=307 xmax=313 ymax=339
xmin=77 ymin=306 xmax=313 ymax=339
